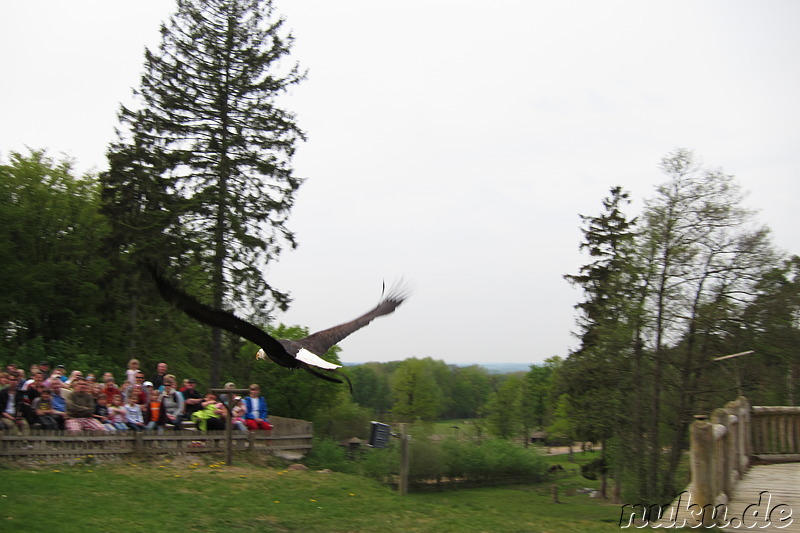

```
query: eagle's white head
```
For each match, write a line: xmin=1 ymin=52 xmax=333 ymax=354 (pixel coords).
xmin=255 ymin=348 xmax=266 ymax=361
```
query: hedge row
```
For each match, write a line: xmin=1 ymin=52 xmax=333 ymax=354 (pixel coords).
xmin=306 ymin=435 xmax=547 ymax=489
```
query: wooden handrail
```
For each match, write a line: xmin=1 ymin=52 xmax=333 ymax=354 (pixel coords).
xmin=688 ymin=396 xmax=751 ymax=527
xmin=750 ymin=406 xmax=800 ymax=455
xmin=0 ymin=415 xmax=313 ymax=460
xmin=687 ymin=397 xmax=800 ymax=527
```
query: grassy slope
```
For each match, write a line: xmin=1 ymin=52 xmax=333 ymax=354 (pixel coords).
xmin=0 ymin=453 xmax=623 ymax=533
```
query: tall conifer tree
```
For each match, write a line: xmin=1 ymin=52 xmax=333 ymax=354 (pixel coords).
xmin=563 ymin=186 xmax=640 ymax=501
xmin=103 ymin=0 xmax=305 ymax=385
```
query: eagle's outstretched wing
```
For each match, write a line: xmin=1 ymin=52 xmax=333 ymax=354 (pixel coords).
xmin=292 ymin=282 xmax=410 ymax=357
xmin=151 ymin=267 xmax=407 ymax=392
xmin=150 ymin=267 xmax=297 ymax=369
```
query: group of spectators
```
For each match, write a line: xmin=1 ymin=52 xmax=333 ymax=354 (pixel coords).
xmin=0 ymin=359 xmax=273 ymax=435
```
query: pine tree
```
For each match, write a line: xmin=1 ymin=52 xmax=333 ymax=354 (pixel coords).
xmin=103 ymin=0 xmax=305 ymax=385
xmin=565 ymin=186 xmax=639 ymax=348
xmin=562 ymin=186 xmax=640 ymax=501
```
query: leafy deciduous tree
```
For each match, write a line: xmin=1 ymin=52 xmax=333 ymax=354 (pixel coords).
xmin=640 ymin=149 xmax=776 ymax=498
xmin=0 ymin=150 xmax=108 ymax=363
xmin=391 ymin=358 xmax=444 ymax=421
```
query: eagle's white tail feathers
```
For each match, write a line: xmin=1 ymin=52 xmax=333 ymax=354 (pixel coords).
xmin=295 ymin=348 xmax=341 ymax=370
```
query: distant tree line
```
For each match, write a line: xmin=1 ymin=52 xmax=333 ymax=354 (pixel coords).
xmin=342 ymin=356 xmax=558 ymax=426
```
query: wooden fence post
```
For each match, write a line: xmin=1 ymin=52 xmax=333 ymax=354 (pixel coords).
xmin=210 ymin=388 xmax=250 ymax=466
xmin=740 ymin=396 xmax=752 ymax=464
xmin=134 ymin=431 xmax=144 ymax=454
xmin=398 ymin=423 xmax=409 ymax=496
xmin=690 ymin=416 xmax=715 ymax=528
xmin=711 ymin=408 xmax=732 ymax=503
xmin=725 ymin=398 xmax=746 ymax=487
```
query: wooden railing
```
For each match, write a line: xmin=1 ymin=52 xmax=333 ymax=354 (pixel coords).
xmin=0 ymin=415 xmax=313 ymax=460
xmin=686 ymin=397 xmax=800 ymax=527
xmin=689 ymin=396 xmax=751 ymax=527
xmin=750 ymin=406 xmax=800 ymax=456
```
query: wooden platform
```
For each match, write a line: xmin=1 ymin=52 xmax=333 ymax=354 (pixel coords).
xmin=643 ymin=463 xmax=799 ymax=529
xmin=721 ymin=463 xmax=799 ymax=532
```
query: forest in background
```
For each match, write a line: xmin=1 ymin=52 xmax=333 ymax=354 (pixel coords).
xmin=2 ymin=147 xmax=798 ymax=505
xmin=2 ymin=0 xmax=798 ymax=507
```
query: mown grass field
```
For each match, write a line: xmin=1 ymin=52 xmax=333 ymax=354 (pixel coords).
xmin=0 ymin=449 xmax=625 ymax=533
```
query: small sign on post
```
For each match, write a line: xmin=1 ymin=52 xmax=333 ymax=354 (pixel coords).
xmin=368 ymin=421 xmax=409 ymax=495
xmin=368 ymin=421 xmax=392 ymax=448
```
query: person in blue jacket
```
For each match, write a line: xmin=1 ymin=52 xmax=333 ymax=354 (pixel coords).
xmin=242 ymin=384 xmax=273 ymax=431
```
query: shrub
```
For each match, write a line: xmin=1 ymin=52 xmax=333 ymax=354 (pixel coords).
xmin=481 ymin=438 xmax=545 ymax=480
xmin=305 ymin=437 xmax=355 ymax=473
xmin=440 ymin=437 xmax=546 ymax=483
xmin=441 ymin=437 xmax=487 ymax=479
xmin=313 ymin=391 xmax=373 ymax=441
xmin=308 ymin=431 xmax=547 ymax=490
xmin=359 ymin=445 xmax=398 ymax=481
xmin=408 ymin=433 xmax=445 ymax=482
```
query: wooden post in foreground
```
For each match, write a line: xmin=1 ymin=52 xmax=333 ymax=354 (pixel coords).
xmin=398 ymin=423 xmax=409 ymax=496
xmin=690 ymin=415 xmax=716 ymax=528
xmin=210 ymin=388 xmax=250 ymax=466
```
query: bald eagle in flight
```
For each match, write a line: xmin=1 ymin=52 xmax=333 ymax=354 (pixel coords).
xmin=150 ymin=268 xmax=408 ymax=389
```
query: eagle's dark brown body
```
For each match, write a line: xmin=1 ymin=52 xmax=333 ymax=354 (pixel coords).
xmin=151 ymin=268 xmax=408 ymax=387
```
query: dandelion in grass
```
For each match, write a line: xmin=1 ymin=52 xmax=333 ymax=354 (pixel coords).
xmin=309 ymin=499 xmax=317 ymax=502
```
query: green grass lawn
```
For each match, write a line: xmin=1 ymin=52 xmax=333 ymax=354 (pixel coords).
xmin=0 ymin=452 xmax=624 ymax=532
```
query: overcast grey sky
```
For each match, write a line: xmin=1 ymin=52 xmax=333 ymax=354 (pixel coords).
xmin=1 ymin=1 xmax=798 ymax=366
